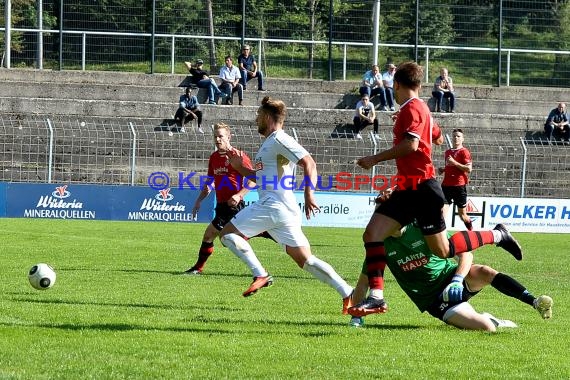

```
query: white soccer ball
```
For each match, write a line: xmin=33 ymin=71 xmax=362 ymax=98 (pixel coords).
xmin=28 ymin=263 xmax=56 ymax=290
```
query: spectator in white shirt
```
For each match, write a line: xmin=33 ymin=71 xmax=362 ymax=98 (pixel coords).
xmin=219 ymin=56 xmax=244 ymax=106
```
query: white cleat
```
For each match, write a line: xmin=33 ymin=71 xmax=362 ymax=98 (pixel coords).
xmin=534 ymin=295 xmax=553 ymax=320
xmin=482 ymin=312 xmax=518 ymax=328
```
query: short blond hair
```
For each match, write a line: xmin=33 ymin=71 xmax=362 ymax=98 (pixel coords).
xmin=213 ymin=122 xmax=231 ymax=134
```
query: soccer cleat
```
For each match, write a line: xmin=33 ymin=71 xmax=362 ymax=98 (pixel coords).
xmin=348 ymin=296 xmax=388 ymax=317
xmin=342 ymin=292 xmax=354 ymax=315
xmin=482 ymin=312 xmax=518 ymax=328
xmin=389 ymin=106 xmax=395 ymax=111
xmin=493 ymin=224 xmax=523 ymax=261
xmin=243 ymin=275 xmax=273 ymax=297
xmin=198 ymin=126 xmax=204 ymax=134
xmin=349 ymin=316 xmax=364 ymax=327
xmin=208 ymin=100 xmax=217 ymax=105
xmin=534 ymin=295 xmax=553 ymax=320
xmin=355 ymin=133 xmax=363 ymax=140
xmin=464 ymin=220 xmax=473 ymax=231
xmin=183 ymin=268 xmax=202 ymax=275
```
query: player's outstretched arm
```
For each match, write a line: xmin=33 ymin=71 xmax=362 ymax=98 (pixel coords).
xmin=357 ymin=136 xmax=419 ymax=169
xmin=297 ymin=155 xmax=320 ymax=219
xmin=228 ymin=150 xmax=256 ymax=177
xmin=441 ymin=250 xmax=473 ymax=303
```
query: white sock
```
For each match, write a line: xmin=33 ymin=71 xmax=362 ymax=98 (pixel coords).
xmin=492 ymin=230 xmax=502 ymax=243
xmin=369 ymin=289 xmax=384 ymax=299
xmin=302 ymin=255 xmax=353 ymax=298
xmin=221 ymin=234 xmax=267 ymax=278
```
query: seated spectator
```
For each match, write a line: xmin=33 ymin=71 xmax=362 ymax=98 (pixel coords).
xmin=219 ymin=56 xmax=244 ymax=106
xmin=184 ymin=59 xmax=226 ymax=105
xmin=237 ymin=44 xmax=265 ymax=91
xmin=382 ymin=63 xmax=396 ymax=111
xmin=544 ymin=102 xmax=570 ymax=143
xmin=359 ymin=64 xmax=388 ymax=111
xmin=352 ymin=94 xmax=379 ymax=139
xmin=432 ymin=67 xmax=455 ymax=113
xmin=174 ymin=87 xmax=203 ymax=133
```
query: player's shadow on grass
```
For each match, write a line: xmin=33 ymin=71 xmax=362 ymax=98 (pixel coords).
xmin=0 ymin=319 xmax=421 ymax=334
xmin=8 ymin=296 xmax=243 ymax=312
xmin=34 ymin=267 xmax=316 ymax=281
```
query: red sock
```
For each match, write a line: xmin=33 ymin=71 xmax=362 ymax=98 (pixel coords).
xmin=364 ymin=242 xmax=386 ymax=290
xmin=193 ymin=241 xmax=214 ymax=271
xmin=449 ymin=231 xmax=494 ymax=255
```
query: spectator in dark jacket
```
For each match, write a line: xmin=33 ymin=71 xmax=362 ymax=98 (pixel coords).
xmin=544 ymin=102 xmax=570 ymax=143
xmin=174 ymin=87 xmax=203 ymax=133
xmin=184 ymin=59 xmax=226 ymax=105
xmin=237 ymin=45 xmax=265 ymax=91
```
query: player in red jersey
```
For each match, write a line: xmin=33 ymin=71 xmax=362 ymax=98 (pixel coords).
xmin=184 ymin=123 xmax=254 ymax=274
xmin=438 ymin=128 xmax=473 ymax=230
xmin=349 ymin=62 xmax=523 ymax=317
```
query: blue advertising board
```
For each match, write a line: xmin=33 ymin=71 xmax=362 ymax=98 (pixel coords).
xmin=0 ymin=182 xmax=6 ymax=217
xmin=4 ymin=183 xmax=215 ymax=223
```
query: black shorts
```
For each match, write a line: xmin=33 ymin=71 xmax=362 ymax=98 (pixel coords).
xmin=375 ymin=178 xmax=446 ymax=235
xmin=425 ymin=273 xmax=478 ymax=321
xmin=212 ymin=201 xmax=245 ymax=231
xmin=442 ymin=185 xmax=468 ymax=208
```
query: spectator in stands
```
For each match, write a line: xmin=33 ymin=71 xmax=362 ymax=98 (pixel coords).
xmin=359 ymin=64 xmax=388 ymax=111
xmin=219 ymin=56 xmax=244 ymax=106
xmin=237 ymin=44 xmax=265 ymax=91
xmin=174 ymin=87 xmax=203 ymax=133
xmin=432 ymin=67 xmax=455 ymax=113
xmin=352 ymin=94 xmax=379 ymax=139
xmin=438 ymin=128 xmax=473 ymax=230
xmin=544 ymin=102 xmax=570 ymax=144
xmin=382 ymin=63 xmax=396 ymax=111
xmin=184 ymin=59 xmax=226 ymax=105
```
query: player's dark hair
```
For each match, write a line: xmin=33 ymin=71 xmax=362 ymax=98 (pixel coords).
xmin=452 ymin=128 xmax=463 ymax=133
xmin=394 ymin=61 xmax=423 ymax=89
xmin=260 ymin=96 xmax=287 ymax=124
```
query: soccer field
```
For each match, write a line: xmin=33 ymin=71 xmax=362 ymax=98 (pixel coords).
xmin=1 ymin=218 xmax=569 ymax=379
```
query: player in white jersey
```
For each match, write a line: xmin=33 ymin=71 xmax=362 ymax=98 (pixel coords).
xmin=219 ymin=96 xmax=354 ymax=314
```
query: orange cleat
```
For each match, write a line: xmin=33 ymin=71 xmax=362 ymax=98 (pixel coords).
xmin=242 ymin=275 xmax=273 ymax=297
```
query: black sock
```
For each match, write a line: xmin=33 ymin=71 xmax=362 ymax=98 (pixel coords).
xmin=491 ymin=272 xmax=535 ymax=306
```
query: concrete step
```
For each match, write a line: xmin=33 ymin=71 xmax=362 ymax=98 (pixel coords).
xmin=1 ymin=68 xmax=568 ymax=102
xmin=1 ymin=80 xmax=555 ymax=117
xmin=0 ymin=96 xmax=547 ymax=132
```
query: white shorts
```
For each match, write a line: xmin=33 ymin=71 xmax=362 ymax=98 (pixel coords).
xmin=230 ymin=197 xmax=310 ymax=248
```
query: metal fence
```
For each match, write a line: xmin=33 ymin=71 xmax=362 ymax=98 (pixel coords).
xmin=2 ymin=115 xmax=569 ymax=199
xmin=2 ymin=0 xmax=570 ymax=86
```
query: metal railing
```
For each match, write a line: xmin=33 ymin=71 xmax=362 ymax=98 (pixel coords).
xmin=1 ymin=115 xmax=569 ymax=199
xmin=3 ymin=27 xmax=570 ymax=85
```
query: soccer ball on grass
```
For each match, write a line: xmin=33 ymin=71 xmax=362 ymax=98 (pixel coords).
xmin=28 ymin=263 xmax=56 ymax=290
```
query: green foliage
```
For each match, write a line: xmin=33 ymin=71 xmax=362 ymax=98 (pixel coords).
xmin=1 ymin=218 xmax=569 ymax=378
xmin=0 ymin=0 xmax=35 ymax=53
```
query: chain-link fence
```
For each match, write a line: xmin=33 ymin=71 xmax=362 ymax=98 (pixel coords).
xmin=2 ymin=115 xmax=569 ymax=198
xmin=2 ymin=0 xmax=570 ymax=85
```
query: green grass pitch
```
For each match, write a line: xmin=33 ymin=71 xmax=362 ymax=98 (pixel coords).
xmin=1 ymin=218 xmax=569 ymax=379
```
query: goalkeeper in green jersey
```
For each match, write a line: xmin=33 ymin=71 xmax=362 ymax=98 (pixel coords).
xmin=349 ymin=222 xmax=553 ymax=331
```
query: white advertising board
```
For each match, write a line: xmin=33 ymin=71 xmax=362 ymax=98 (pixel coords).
xmin=244 ymin=192 xmax=570 ymax=233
